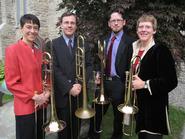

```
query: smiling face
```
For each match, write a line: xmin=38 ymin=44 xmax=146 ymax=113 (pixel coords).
xmin=108 ymin=12 xmax=126 ymax=34
xmin=60 ymin=15 xmax=77 ymax=38
xmin=136 ymin=15 xmax=157 ymax=44
xmin=137 ymin=21 xmax=156 ymax=43
xmin=21 ymin=22 xmax=39 ymax=45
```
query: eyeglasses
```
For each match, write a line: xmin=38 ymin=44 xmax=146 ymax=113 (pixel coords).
xmin=109 ymin=19 xmax=124 ymax=24
xmin=138 ymin=25 xmax=153 ymax=30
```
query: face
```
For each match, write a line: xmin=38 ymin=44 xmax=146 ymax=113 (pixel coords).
xmin=137 ymin=21 xmax=156 ymax=43
xmin=108 ymin=12 xmax=126 ymax=34
xmin=60 ymin=15 xmax=77 ymax=38
xmin=21 ymin=22 xmax=39 ymax=45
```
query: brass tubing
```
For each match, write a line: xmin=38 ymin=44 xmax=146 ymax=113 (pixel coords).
xmin=75 ymin=35 xmax=95 ymax=119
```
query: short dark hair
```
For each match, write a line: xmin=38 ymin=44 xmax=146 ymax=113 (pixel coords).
xmin=108 ymin=7 xmax=125 ymax=20
xmin=20 ymin=14 xmax=40 ymax=29
xmin=59 ymin=11 xmax=77 ymax=23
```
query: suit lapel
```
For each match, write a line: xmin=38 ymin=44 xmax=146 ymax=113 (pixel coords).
xmin=105 ymin=33 xmax=126 ymax=68
xmin=115 ymin=33 xmax=127 ymax=65
xmin=59 ymin=36 xmax=74 ymax=60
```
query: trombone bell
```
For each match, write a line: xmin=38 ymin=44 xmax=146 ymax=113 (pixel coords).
xmin=117 ymin=105 xmax=138 ymax=114
xmin=75 ymin=107 xmax=95 ymax=119
xmin=43 ymin=120 xmax=66 ymax=134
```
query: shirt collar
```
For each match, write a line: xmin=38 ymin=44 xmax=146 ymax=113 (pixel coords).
xmin=62 ymin=33 xmax=74 ymax=46
xmin=132 ymin=38 xmax=155 ymax=59
xmin=19 ymin=38 xmax=34 ymax=49
xmin=110 ymin=30 xmax=123 ymax=41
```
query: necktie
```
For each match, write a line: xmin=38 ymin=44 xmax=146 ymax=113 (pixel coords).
xmin=106 ymin=36 xmax=116 ymax=76
xmin=68 ymin=39 xmax=72 ymax=54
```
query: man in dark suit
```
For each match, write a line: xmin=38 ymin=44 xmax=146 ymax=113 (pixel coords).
xmin=52 ymin=12 xmax=93 ymax=139
xmin=88 ymin=8 xmax=134 ymax=139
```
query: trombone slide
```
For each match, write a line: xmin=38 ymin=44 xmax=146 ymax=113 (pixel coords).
xmin=75 ymin=35 xmax=95 ymax=119
xmin=42 ymin=42 xmax=66 ymax=134
xmin=122 ymin=113 xmax=135 ymax=136
xmin=117 ymin=55 xmax=141 ymax=136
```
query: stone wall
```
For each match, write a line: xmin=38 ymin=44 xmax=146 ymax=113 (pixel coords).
xmin=169 ymin=62 xmax=185 ymax=109
xmin=0 ymin=0 xmax=65 ymax=60
xmin=0 ymin=0 xmax=16 ymax=60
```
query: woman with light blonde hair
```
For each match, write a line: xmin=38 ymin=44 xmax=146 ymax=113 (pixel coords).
xmin=128 ymin=14 xmax=178 ymax=139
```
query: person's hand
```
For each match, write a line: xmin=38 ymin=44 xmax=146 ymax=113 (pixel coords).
xmin=69 ymin=83 xmax=82 ymax=97
xmin=43 ymin=88 xmax=50 ymax=99
xmin=32 ymin=91 xmax=49 ymax=108
xmin=132 ymin=75 xmax=145 ymax=90
xmin=95 ymin=72 xmax=101 ymax=84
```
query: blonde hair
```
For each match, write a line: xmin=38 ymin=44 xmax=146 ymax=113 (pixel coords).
xmin=137 ymin=14 xmax=157 ymax=31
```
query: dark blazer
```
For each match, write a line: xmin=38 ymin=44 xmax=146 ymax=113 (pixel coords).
xmin=103 ymin=33 xmax=134 ymax=81
xmin=128 ymin=42 xmax=178 ymax=134
xmin=52 ymin=35 xmax=93 ymax=108
xmin=111 ymin=33 xmax=135 ymax=82
xmin=98 ymin=32 xmax=135 ymax=100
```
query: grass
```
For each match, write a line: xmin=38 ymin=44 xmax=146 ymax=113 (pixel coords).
xmin=87 ymin=80 xmax=185 ymax=139
xmin=3 ymin=84 xmax=185 ymax=139
xmin=100 ymin=105 xmax=185 ymax=139
xmin=2 ymin=94 xmax=13 ymax=103
xmin=166 ymin=106 xmax=185 ymax=139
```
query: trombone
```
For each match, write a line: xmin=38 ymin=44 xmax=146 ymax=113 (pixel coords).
xmin=117 ymin=55 xmax=141 ymax=136
xmin=93 ymin=40 xmax=111 ymax=105
xmin=75 ymin=35 xmax=95 ymax=119
xmin=42 ymin=38 xmax=66 ymax=135
xmin=92 ymin=40 xmax=111 ymax=133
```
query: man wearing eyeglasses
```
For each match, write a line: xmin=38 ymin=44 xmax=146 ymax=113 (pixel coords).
xmin=88 ymin=7 xmax=134 ymax=139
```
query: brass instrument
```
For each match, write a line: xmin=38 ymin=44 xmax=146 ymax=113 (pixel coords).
xmin=117 ymin=55 xmax=141 ymax=136
xmin=92 ymin=40 xmax=111 ymax=133
xmin=93 ymin=40 xmax=111 ymax=105
xmin=42 ymin=39 xmax=66 ymax=134
xmin=75 ymin=35 xmax=95 ymax=119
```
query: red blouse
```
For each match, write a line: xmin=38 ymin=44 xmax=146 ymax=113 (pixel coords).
xmin=132 ymin=50 xmax=144 ymax=73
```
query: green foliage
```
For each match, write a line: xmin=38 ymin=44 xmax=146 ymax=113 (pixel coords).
xmin=88 ymin=89 xmax=185 ymax=138
xmin=127 ymin=1 xmax=185 ymax=61
xmin=101 ymin=105 xmax=185 ymax=139
xmin=2 ymin=94 xmax=13 ymax=102
xmin=0 ymin=60 xmax=4 ymax=81
xmin=167 ymin=106 xmax=185 ymax=139
xmin=58 ymin=0 xmax=185 ymax=62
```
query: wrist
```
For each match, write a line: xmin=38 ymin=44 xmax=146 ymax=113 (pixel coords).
xmin=144 ymin=81 xmax=148 ymax=89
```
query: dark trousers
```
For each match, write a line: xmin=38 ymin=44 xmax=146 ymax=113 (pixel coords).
xmin=57 ymin=96 xmax=81 ymax=139
xmin=89 ymin=78 xmax=124 ymax=139
xmin=15 ymin=108 xmax=46 ymax=139
xmin=138 ymin=132 xmax=163 ymax=139
xmin=0 ymin=92 xmax=4 ymax=106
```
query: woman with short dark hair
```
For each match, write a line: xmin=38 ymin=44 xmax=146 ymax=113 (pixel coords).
xmin=5 ymin=14 xmax=50 ymax=139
